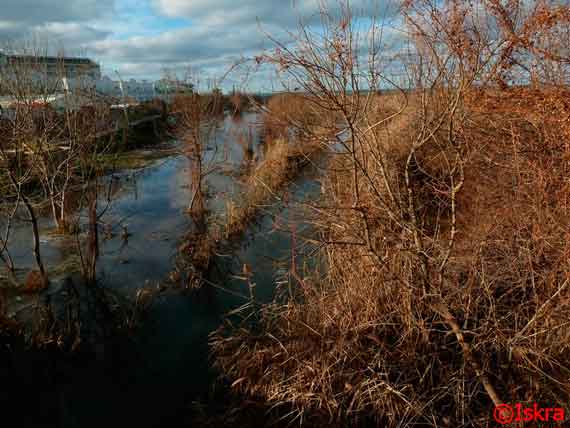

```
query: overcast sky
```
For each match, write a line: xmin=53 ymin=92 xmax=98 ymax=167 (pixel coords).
xmin=0 ymin=0 xmax=401 ymax=91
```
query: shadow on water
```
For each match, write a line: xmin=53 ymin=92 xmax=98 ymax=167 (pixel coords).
xmin=1 ymin=112 xmax=323 ymax=427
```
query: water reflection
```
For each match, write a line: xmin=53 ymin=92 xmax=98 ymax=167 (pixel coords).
xmin=0 ymin=112 xmax=323 ymax=427
xmin=1 ymin=113 xmax=266 ymax=292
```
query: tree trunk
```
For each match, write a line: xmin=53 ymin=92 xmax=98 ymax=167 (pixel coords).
xmin=87 ymin=191 xmax=99 ymax=285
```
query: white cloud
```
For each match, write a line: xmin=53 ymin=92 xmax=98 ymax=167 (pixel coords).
xmin=0 ymin=0 xmax=115 ymax=53
xmin=153 ymin=0 xmax=400 ymax=26
xmin=0 ymin=0 xmax=405 ymax=88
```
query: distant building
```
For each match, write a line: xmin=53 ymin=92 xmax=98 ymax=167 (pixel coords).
xmin=154 ymin=78 xmax=193 ymax=94
xmin=92 ymin=76 xmax=156 ymax=101
xmin=0 ymin=51 xmax=101 ymax=80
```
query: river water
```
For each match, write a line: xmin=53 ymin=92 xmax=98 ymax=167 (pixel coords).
xmin=1 ymin=112 xmax=322 ymax=427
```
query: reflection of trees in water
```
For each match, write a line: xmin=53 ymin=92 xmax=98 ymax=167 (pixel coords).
xmin=187 ymin=144 xmax=206 ymax=222
xmin=172 ymin=216 xmax=215 ymax=289
xmin=173 ymin=113 xmax=276 ymax=291
xmin=17 ymin=277 xmax=149 ymax=350
xmin=1 ymin=275 xmax=155 ymax=427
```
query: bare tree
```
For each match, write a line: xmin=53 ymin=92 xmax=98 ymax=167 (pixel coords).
xmin=0 ymin=42 xmax=113 ymax=288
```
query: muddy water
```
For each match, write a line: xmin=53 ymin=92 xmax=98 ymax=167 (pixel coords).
xmin=1 ymin=112 xmax=322 ymax=427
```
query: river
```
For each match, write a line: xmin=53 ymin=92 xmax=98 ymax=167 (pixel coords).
xmin=1 ymin=112 xmax=322 ymax=427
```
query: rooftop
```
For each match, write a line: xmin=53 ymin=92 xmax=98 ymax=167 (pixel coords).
xmin=0 ymin=51 xmax=98 ymax=66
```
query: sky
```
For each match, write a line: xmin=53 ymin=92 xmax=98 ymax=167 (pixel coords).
xmin=0 ymin=0 xmax=402 ymax=92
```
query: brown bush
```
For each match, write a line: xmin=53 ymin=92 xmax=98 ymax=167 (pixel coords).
xmin=263 ymin=93 xmax=331 ymax=142
xmin=212 ymin=1 xmax=570 ymax=426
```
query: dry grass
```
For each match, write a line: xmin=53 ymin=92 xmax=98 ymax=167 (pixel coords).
xmin=224 ymin=137 xmax=321 ymax=241
xmin=214 ymin=2 xmax=570 ymax=425
xmin=211 ymin=85 xmax=570 ymax=426
xmin=263 ymin=93 xmax=334 ymax=142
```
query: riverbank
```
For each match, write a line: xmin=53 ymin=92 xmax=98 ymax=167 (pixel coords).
xmin=211 ymin=86 xmax=570 ymax=426
xmin=0 ymin=109 xmax=329 ymax=427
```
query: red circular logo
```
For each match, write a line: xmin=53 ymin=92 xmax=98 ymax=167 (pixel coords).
xmin=494 ymin=404 xmax=514 ymax=425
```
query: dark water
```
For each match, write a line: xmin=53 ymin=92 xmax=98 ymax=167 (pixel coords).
xmin=1 ymin=112 xmax=322 ymax=427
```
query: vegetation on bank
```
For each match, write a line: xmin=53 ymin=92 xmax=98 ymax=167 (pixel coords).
xmin=211 ymin=1 xmax=570 ymax=426
xmin=223 ymin=136 xmax=321 ymax=241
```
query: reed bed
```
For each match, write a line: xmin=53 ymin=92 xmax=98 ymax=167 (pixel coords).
xmin=210 ymin=0 xmax=570 ymax=423
xmin=212 ymin=85 xmax=570 ymax=426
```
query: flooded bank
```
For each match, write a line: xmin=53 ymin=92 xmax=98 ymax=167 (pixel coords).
xmin=2 ymin=113 xmax=263 ymax=292
xmin=1 ymin=112 xmax=323 ymax=427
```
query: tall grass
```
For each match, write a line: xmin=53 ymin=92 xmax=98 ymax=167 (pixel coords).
xmin=212 ymin=1 xmax=570 ymax=426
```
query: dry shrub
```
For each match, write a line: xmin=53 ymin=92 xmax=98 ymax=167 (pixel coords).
xmin=228 ymin=92 xmax=246 ymax=115
xmin=263 ymin=93 xmax=329 ymax=142
xmin=212 ymin=1 xmax=570 ymax=426
xmin=171 ymin=93 xmax=221 ymax=123
xmin=214 ymin=108 xmax=443 ymax=427
xmin=454 ymin=87 xmax=570 ymax=394
xmin=213 ymin=85 xmax=570 ymax=426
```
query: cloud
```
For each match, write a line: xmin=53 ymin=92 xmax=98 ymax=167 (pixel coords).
xmin=99 ymin=1 xmax=400 ymax=59
xmin=1 ymin=0 xmax=115 ymax=25
xmin=90 ymin=17 xmax=271 ymax=87
xmin=92 ymin=21 xmax=267 ymax=63
xmin=0 ymin=0 xmax=405 ymax=89
xmin=153 ymin=0 xmax=400 ymax=27
xmin=35 ymin=23 xmax=111 ymax=49
xmin=0 ymin=0 xmax=115 ymax=53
